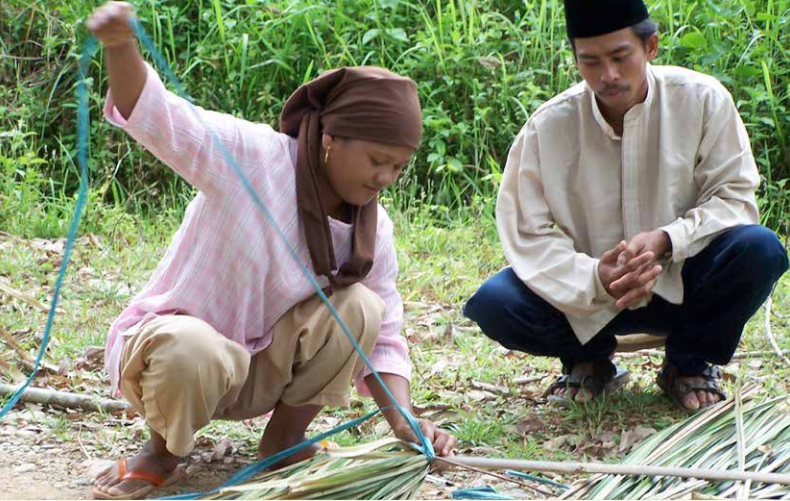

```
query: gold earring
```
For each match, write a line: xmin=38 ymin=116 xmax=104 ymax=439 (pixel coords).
xmin=324 ymin=146 xmax=331 ymax=164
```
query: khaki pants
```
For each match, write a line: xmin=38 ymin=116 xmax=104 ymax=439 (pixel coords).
xmin=118 ymin=284 xmax=385 ymax=456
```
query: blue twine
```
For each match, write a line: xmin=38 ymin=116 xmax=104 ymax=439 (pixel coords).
xmin=0 ymin=10 xmax=433 ymax=476
xmin=452 ymin=473 xmax=568 ymax=500
xmin=0 ymin=37 xmax=98 ymax=420
xmin=452 ymin=486 xmax=517 ymax=500
xmin=505 ymin=470 xmax=569 ymax=490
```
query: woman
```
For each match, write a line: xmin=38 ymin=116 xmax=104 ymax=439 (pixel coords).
xmin=87 ymin=2 xmax=456 ymax=499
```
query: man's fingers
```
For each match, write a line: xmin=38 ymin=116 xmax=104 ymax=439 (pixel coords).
xmin=399 ymin=428 xmax=418 ymax=444
xmin=612 ymin=263 xmax=662 ymax=293
xmin=427 ymin=428 xmax=457 ymax=457
xmin=610 ymin=263 xmax=647 ymax=291
xmin=616 ymin=285 xmax=648 ymax=310
xmin=610 ymin=251 xmax=655 ymax=284
xmin=601 ymin=241 xmax=627 ymax=265
xmin=616 ymin=250 xmax=655 ymax=274
xmin=616 ymin=277 xmax=659 ymax=310
xmin=626 ymin=251 xmax=655 ymax=270
xmin=87 ymin=1 xmax=135 ymax=40
xmin=618 ymin=240 xmax=645 ymax=266
xmin=601 ymin=248 xmax=617 ymax=265
xmin=634 ymin=264 xmax=663 ymax=287
xmin=615 ymin=265 xmax=662 ymax=309
xmin=87 ymin=11 xmax=107 ymax=31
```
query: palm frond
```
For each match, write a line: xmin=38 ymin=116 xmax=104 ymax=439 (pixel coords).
xmin=199 ymin=438 xmax=429 ymax=500
xmin=572 ymin=387 xmax=790 ymax=500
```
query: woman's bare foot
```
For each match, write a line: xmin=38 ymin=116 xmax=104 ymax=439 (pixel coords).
xmin=93 ymin=431 xmax=181 ymax=499
xmin=256 ymin=401 xmax=324 ymax=470
xmin=257 ymin=434 xmax=322 ymax=469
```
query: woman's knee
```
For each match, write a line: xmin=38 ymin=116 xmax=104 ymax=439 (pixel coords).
xmin=334 ymin=284 xmax=385 ymax=348
xmin=141 ymin=316 xmax=249 ymax=386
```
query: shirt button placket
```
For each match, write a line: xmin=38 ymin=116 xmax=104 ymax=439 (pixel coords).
xmin=621 ymin=120 xmax=640 ymax=240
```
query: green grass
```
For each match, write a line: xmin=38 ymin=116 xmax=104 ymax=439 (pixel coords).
xmin=1 ymin=199 xmax=788 ymax=474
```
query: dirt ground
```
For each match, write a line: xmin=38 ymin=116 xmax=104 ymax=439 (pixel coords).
xmin=0 ymin=406 xmax=537 ymax=500
xmin=1 ymin=421 xmax=256 ymax=500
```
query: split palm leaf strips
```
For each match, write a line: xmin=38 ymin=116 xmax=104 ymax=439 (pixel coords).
xmin=572 ymin=389 xmax=790 ymax=500
xmin=200 ymin=438 xmax=429 ymax=500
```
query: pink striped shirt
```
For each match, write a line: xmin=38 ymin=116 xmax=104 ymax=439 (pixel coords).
xmin=103 ymin=64 xmax=410 ymax=397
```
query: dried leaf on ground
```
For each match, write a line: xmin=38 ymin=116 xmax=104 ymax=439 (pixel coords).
xmin=467 ymin=389 xmax=498 ymax=402
xmin=442 ymin=323 xmax=454 ymax=342
xmin=403 ymin=301 xmax=429 ymax=311
xmin=413 ymin=402 xmax=452 ymax=415
xmin=419 ymin=409 xmax=460 ymax=426
xmin=428 ymin=359 xmax=449 ymax=378
xmin=618 ymin=426 xmax=656 ymax=453
xmin=201 ymin=438 xmax=233 ymax=463
xmin=544 ymin=434 xmax=579 ymax=452
xmin=471 ymin=380 xmax=509 ymax=395
xmin=477 ymin=56 xmax=502 ymax=68
xmin=513 ymin=374 xmax=546 ymax=385
xmin=516 ymin=415 xmax=543 ymax=436
xmin=465 ymin=446 xmax=500 ymax=456
xmin=75 ymin=346 xmax=105 ymax=372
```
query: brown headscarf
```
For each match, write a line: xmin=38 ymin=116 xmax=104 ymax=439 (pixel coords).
xmin=279 ymin=67 xmax=422 ymax=295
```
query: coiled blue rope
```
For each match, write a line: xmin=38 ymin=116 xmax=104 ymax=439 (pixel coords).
xmin=0 ymin=12 xmax=434 ymax=489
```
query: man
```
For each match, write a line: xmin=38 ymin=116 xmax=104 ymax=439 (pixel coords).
xmin=464 ymin=0 xmax=788 ymax=412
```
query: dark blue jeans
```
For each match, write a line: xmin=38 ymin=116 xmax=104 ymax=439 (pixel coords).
xmin=464 ymin=225 xmax=788 ymax=376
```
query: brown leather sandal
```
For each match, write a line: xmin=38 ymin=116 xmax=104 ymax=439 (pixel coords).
xmin=546 ymin=359 xmax=630 ymax=406
xmin=656 ymin=365 xmax=727 ymax=414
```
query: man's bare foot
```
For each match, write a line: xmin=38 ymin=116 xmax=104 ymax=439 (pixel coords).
xmin=547 ymin=357 xmax=629 ymax=406
xmin=93 ymin=432 xmax=181 ymax=499
xmin=657 ymin=365 xmax=727 ymax=413
xmin=674 ymin=375 xmax=724 ymax=411
xmin=551 ymin=361 xmax=595 ymax=403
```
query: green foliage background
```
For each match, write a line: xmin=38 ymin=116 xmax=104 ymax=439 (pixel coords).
xmin=1 ymin=0 xmax=789 ymax=232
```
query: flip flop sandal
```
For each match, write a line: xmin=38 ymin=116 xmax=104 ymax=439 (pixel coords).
xmin=656 ymin=365 xmax=728 ymax=414
xmin=546 ymin=359 xmax=630 ymax=407
xmin=92 ymin=458 xmax=187 ymax=500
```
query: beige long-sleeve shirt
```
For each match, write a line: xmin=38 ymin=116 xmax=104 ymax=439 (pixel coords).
xmin=497 ymin=64 xmax=760 ymax=344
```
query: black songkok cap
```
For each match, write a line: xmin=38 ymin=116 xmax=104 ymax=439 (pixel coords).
xmin=564 ymin=0 xmax=650 ymax=39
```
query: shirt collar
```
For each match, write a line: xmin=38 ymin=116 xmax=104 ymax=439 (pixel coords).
xmin=590 ymin=63 xmax=655 ymax=140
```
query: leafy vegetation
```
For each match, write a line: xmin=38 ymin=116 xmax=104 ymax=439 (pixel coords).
xmin=1 ymin=0 xmax=789 ymax=226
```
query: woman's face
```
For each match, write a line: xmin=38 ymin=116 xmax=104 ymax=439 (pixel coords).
xmin=322 ymin=135 xmax=414 ymax=208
